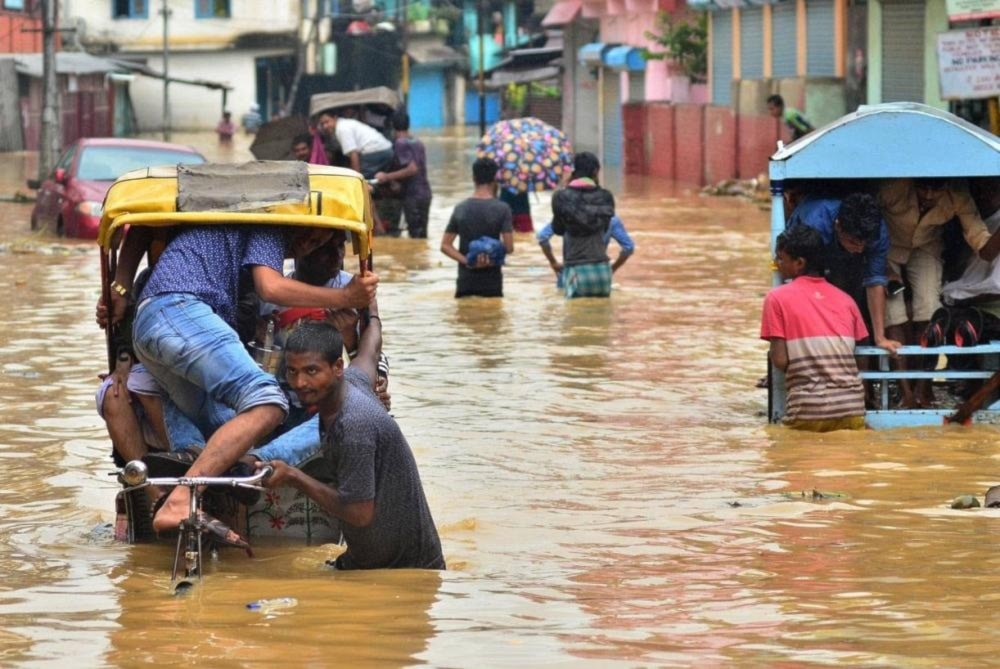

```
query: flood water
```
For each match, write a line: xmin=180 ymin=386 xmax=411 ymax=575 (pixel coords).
xmin=1 ymin=129 xmax=1000 ymax=668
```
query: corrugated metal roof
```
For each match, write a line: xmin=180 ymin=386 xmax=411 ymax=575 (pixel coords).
xmin=0 ymin=51 xmax=124 ymax=77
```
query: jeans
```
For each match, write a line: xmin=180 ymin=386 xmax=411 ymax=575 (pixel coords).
xmin=133 ymin=293 xmax=288 ymax=450
xmin=249 ymin=413 xmax=322 ymax=467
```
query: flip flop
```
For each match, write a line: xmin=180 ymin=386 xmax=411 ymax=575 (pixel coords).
xmin=198 ymin=511 xmax=254 ymax=557
xmin=920 ymin=308 xmax=951 ymax=348
xmin=954 ymin=309 xmax=983 ymax=347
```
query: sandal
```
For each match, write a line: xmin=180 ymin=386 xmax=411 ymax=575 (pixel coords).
xmin=198 ymin=511 xmax=253 ymax=557
xmin=954 ymin=309 xmax=984 ymax=347
xmin=920 ymin=308 xmax=951 ymax=348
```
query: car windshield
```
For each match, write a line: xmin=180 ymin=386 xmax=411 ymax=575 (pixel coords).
xmin=76 ymin=146 xmax=205 ymax=181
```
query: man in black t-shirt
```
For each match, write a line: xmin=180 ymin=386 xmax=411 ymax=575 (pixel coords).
xmin=440 ymin=158 xmax=514 ymax=298
xmin=258 ymin=316 xmax=445 ymax=570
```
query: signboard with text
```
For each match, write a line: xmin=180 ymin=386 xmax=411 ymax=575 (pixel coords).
xmin=936 ymin=28 xmax=1000 ymax=100
xmin=945 ymin=0 xmax=1000 ymax=21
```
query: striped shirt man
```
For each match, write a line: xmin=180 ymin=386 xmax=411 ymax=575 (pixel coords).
xmin=761 ymin=275 xmax=868 ymax=429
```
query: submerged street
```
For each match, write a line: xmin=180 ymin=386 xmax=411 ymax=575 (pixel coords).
xmin=0 ymin=130 xmax=999 ymax=667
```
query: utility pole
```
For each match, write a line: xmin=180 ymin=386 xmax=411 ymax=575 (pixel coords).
xmin=37 ymin=0 xmax=60 ymax=182
xmin=161 ymin=0 xmax=171 ymax=141
xmin=401 ymin=0 xmax=409 ymax=106
xmin=477 ymin=0 xmax=486 ymax=136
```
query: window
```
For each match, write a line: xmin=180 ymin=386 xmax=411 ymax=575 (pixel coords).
xmin=195 ymin=0 xmax=230 ymax=18
xmin=113 ymin=0 xmax=148 ymax=18
xmin=4 ymin=0 xmax=26 ymax=11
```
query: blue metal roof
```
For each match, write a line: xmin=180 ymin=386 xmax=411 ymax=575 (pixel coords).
xmin=604 ymin=46 xmax=646 ymax=71
xmin=769 ymin=102 xmax=1000 ymax=180
xmin=578 ymin=42 xmax=611 ymax=65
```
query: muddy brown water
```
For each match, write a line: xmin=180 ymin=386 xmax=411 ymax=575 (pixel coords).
xmin=0 ymin=130 xmax=999 ymax=667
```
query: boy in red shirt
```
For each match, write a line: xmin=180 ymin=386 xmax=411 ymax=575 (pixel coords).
xmin=761 ymin=226 xmax=868 ymax=431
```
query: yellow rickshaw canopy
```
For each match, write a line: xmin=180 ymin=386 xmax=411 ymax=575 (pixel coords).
xmin=97 ymin=162 xmax=375 ymax=260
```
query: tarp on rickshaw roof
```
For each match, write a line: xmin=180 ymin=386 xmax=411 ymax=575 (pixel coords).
xmin=769 ymin=102 xmax=1000 ymax=181
xmin=309 ymin=86 xmax=401 ymax=119
xmin=97 ymin=162 xmax=374 ymax=261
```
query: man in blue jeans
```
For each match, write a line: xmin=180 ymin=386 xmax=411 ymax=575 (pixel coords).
xmin=109 ymin=224 xmax=378 ymax=534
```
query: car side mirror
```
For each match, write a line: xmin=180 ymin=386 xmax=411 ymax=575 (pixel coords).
xmin=54 ymin=168 xmax=66 ymax=184
xmin=26 ymin=178 xmax=40 ymax=190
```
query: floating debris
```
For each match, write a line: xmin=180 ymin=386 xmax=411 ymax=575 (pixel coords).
xmin=781 ymin=489 xmax=849 ymax=501
xmin=0 ymin=240 xmax=90 ymax=256
xmin=950 ymin=494 xmax=981 ymax=509
xmin=700 ymin=177 xmax=771 ymax=205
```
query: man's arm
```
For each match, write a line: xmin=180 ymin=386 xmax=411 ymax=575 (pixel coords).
xmin=252 ymin=265 xmax=377 ymax=310
xmin=375 ymin=161 xmax=417 ymax=184
xmin=351 ymin=300 xmax=382 ymax=386
xmin=348 ymin=151 xmax=361 ymax=174
xmin=262 ymin=461 xmax=374 ymax=527
xmin=501 ymin=230 xmax=514 ymax=254
xmin=440 ymin=231 xmax=467 ymax=264
xmin=769 ymin=338 xmax=789 ymax=371
xmin=866 ymin=285 xmax=902 ymax=353
xmin=108 ymin=226 xmax=154 ymax=325
xmin=609 ymin=218 xmax=635 ymax=273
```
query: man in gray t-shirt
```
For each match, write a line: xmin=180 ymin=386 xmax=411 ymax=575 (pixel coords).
xmin=258 ymin=314 xmax=444 ymax=570
xmin=440 ymin=158 xmax=514 ymax=298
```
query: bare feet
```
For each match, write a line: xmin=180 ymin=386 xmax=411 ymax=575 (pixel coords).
xmin=152 ymin=486 xmax=191 ymax=534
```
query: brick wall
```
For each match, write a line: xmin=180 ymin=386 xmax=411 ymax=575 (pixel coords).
xmin=673 ymin=103 xmax=705 ymax=186
xmin=646 ymin=103 xmax=674 ymax=180
xmin=622 ymin=102 xmax=648 ymax=175
xmin=737 ymin=113 xmax=779 ymax=180
xmin=704 ymin=106 xmax=737 ymax=185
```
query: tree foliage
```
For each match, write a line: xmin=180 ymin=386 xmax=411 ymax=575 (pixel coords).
xmin=644 ymin=12 xmax=708 ymax=82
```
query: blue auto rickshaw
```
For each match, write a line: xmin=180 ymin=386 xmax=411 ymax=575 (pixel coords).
xmin=767 ymin=102 xmax=1000 ymax=429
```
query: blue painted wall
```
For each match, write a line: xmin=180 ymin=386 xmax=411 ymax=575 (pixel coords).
xmin=409 ymin=67 xmax=446 ymax=129
xmin=464 ymin=90 xmax=501 ymax=127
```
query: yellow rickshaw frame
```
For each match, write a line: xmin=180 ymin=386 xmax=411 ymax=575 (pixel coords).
xmin=97 ymin=162 xmax=376 ymax=371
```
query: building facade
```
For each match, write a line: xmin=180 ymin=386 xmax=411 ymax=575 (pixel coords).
xmin=70 ymin=0 xmax=298 ymax=130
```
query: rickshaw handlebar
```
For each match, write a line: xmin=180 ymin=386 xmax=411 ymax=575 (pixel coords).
xmin=117 ymin=465 xmax=273 ymax=494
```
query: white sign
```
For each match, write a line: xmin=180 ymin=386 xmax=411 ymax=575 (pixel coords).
xmin=945 ymin=0 xmax=1000 ymax=21
xmin=936 ymin=28 xmax=1000 ymax=100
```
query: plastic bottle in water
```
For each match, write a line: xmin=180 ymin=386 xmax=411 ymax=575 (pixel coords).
xmin=246 ymin=597 xmax=297 ymax=613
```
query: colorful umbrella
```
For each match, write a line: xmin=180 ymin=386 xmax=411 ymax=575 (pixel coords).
xmin=476 ymin=117 xmax=574 ymax=194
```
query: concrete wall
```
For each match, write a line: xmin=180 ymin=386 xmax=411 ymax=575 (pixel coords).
xmin=130 ymin=50 xmax=269 ymax=130
xmin=71 ymin=0 xmax=298 ymax=49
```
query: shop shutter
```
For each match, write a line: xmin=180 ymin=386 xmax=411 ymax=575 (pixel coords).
xmin=628 ymin=71 xmax=645 ymax=102
xmin=806 ymin=0 xmax=836 ymax=75
xmin=602 ymin=69 xmax=623 ymax=167
xmin=771 ymin=1 xmax=797 ymax=78
xmin=881 ymin=0 xmax=925 ymax=102
xmin=711 ymin=12 xmax=733 ymax=105
xmin=740 ymin=7 xmax=764 ymax=79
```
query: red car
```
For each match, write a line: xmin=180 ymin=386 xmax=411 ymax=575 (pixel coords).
xmin=27 ymin=138 xmax=206 ymax=239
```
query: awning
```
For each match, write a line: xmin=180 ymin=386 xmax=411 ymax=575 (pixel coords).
xmin=407 ymin=41 xmax=465 ymax=67
xmin=578 ymin=42 xmax=611 ymax=65
xmin=8 ymin=52 xmax=128 ymax=77
xmin=542 ymin=0 xmax=582 ymax=27
xmin=487 ymin=65 xmax=561 ymax=87
xmin=604 ymin=46 xmax=645 ymax=71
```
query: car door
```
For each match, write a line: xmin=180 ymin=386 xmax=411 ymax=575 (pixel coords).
xmin=34 ymin=145 xmax=77 ymax=231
